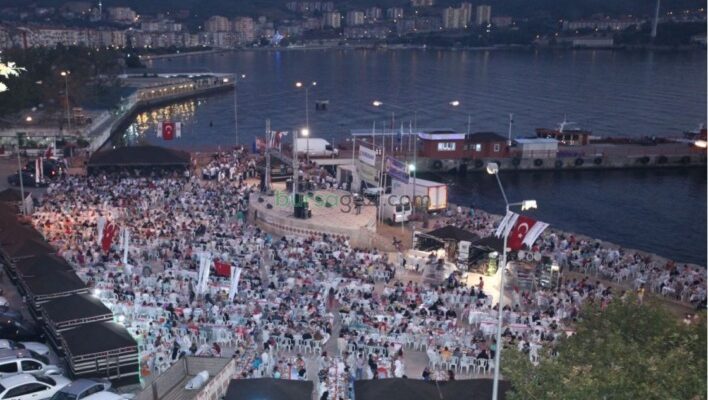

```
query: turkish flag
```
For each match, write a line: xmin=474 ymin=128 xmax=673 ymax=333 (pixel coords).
xmin=162 ymin=122 xmax=175 ymax=140
xmin=507 ymin=215 xmax=537 ymax=251
xmin=214 ymin=260 xmax=231 ymax=277
xmin=102 ymin=222 xmax=118 ymax=253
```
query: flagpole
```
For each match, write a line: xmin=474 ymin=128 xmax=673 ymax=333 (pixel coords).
xmin=507 ymin=113 xmax=513 ymax=147
xmin=487 ymin=164 xmax=539 ymax=400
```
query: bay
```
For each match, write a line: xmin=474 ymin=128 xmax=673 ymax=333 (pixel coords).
xmin=116 ymin=48 xmax=707 ymax=265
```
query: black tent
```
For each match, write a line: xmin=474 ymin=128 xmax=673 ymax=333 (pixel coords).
xmin=415 ymin=225 xmax=480 ymax=256
xmin=1 ymin=237 xmax=55 ymax=261
xmin=14 ymin=254 xmax=73 ymax=280
xmin=473 ymin=236 xmax=505 ymax=253
xmin=225 ymin=378 xmax=313 ymax=400
xmin=21 ymin=269 xmax=89 ymax=305
xmin=61 ymin=321 xmax=139 ymax=385
xmin=0 ymin=188 xmax=24 ymax=202
xmin=354 ymin=378 xmax=511 ymax=400
xmin=87 ymin=145 xmax=190 ymax=172
xmin=427 ymin=225 xmax=480 ymax=243
xmin=42 ymin=293 xmax=114 ymax=352
xmin=42 ymin=293 xmax=113 ymax=331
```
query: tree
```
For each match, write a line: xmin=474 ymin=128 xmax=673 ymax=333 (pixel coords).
xmin=0 ymin=60 xmax=24 ymax=93
xmin=502 ymin=298 xmax=707 ymax=400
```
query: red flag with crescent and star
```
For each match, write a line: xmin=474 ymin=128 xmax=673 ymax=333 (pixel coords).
xmin=101 ymin=222 xmax=118 ymax=253
xmin=162 ymin=122 xmax=175 ymax=140
xmin=506 ymin=215 xmax=537 ymax=251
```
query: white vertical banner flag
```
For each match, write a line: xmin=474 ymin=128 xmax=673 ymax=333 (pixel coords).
xmin=197 ymin=252 xmax=206 ymax=294
xmin=157 ymin=122 xmax=163 ymax=138
xmin=522 ymin=221 xmax=549 ymax=248
xmin=122 ymin=228 xmax=130 ymax=265
xmin=197 ymin=252 xmax=212 ymax=295
xmin=228 ymin=266 xmax=243 ymax=302
xmin=97 ymin=216 xmax=106 ymax=245
xmin=495 ymin=211 xmax=519 ymax=238
xmin=175 ymin=122 xmax=182 ymax=138
xmin=118 ymin=227 xmax=125 ymax=251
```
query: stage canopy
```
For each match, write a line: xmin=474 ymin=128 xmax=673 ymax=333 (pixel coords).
xmin=87 ymin=145 xmax=190 ymax=170
xmin=427 ymin=225 xmax=480 ymax=243
xmin=354 ymin=378 xmax=511 ymax=400
xmin=225 ymin=378 xmax=313 ymax=400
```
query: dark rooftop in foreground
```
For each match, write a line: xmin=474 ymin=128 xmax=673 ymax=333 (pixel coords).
xmin=87 ymin=145 xmax=191 ymax=168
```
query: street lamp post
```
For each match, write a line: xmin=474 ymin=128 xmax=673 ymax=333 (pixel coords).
xmin=295 ymin=81 xmax=316 ymax=134
xmin=16 ymin=132 xmax=25 ymax=215
xmin=60 ymin=71 xmax=71 ymax=134
xmin=449 ymin=100 xmax=471 ymax=135
xmin=301 ymin=128 xmax=310 ymax=162
xmin=234 ymin=74 xmax=246 ymax=146
xmin=372 ymin=100 xmax=409 ymax=155
xmin=486 ymin=162 xmax=537 ymax=400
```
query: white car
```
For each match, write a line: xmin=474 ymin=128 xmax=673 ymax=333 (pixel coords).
xmin=0 ymin=341 xmax=50 ymax=358
xmin=0 ymin=374 xmax=71 ymax=400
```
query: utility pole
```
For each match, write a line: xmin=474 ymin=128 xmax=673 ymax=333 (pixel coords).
xmin=265 ymin=119 xmax=271 ymax=193
xmin=507 ymin=113 xmax=514 ymax=147
xmin=234 ymin=74 xmax=245 ymax=146
xmin=651 ymin=0 xmax=661 ymax=39
xmin=293 ymin=122 xmax=300 ymax=198
xmin=16 ymin=133 xmax=25 ymax=215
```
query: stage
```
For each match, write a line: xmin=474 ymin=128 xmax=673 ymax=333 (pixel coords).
xmin=249 ymin=184 xmax=379 ymax=247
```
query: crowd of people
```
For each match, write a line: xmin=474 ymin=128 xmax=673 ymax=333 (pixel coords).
xmin=26 ymin=147 xmax=705 ymax=400
xmin=439 ymin=205 xmax=707 ymax=309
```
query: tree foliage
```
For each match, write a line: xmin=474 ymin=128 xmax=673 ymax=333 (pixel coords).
xmin=503 ymin=299 xmax=707 ymax=400
xmin=0 ymin=46 xmax=123 ymax=117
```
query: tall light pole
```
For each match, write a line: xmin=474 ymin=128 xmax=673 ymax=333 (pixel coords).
xmin=16 ymin=132 xmax=25 ymax=215
xmin=295 ymin=81 xmax=316 ymax=141
xmin=234 ymin=74 xmax=246 ymax=146
xmin=372 ymin=100 xmax=395 ymax=153
xmin=60 ymin=71 xmax=71 ymax=134
xmin=449 ymin=100 xmax=471 ymax=135
xmin=301 ymin=128 xmax=310 ymax=162
xmin=486 ymin=162 xmax=537 ymax=400
xmin=408 ymin=163 xmax=416 ymax=211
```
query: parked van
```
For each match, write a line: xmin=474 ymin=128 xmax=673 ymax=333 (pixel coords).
xmin=0 ymin=349 xmax=61 ymax=378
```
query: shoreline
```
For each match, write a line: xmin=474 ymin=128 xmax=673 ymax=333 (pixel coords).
xmin=187 ymin=145 xmax=708 ymax=268
xmin=441 ymin=205 xmax=705 ymax=270
xmin=136 ymin=43 xmax=707 ymax=57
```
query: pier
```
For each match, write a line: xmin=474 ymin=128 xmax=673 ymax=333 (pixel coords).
xmin=338 ymin=129 xmax=707 ymax=174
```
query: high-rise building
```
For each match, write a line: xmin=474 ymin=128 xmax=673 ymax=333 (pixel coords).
xmin=365 ymin=7 xmax=382 ymax=22
xmin=475 ymin=5 xmax=492 ymax=26
xmin=233 ymin=17 xmax=255 ymax=42
xmin=386 ymin=7 xmax=404 ymax=20
xmin=204 ymin=15 xmax=231 ymax=32
xmin=410 ymin=0 xmax=434 ymax=7
xmin=345 ymin=11 xmax=365 ymax=26
xmin=460 ymin=3 xmax=473 ymax=26
xmin=491 ymin=16 xmax=512 ymax=28
xmin=442 ymin=7 xmax=461 ymax=29
xmin=323 ymin=11 xmax=341 ymax=28
xmin=107 ymin=7 xmax=136 ymax=23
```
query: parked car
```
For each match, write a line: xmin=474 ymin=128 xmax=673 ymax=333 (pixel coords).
xmin=0 ymin=319 xmax=43 ymax=342
xmin=0 ymin=340 xmax=50 ymax=358
xmin=0 ymin=374 xmax=71 ymax=400
xmin=23 ymin=159 xmax=65 ymax=179
xmin=50 ymin=379 xmax=112 ymax=400
xmin=0 ymin=349 xmax=59 ymax=378
xmin=81 ymin=393 xmax=124 ymax=400
xmin=0 ymin=307 xmax=23 ymax=322
xmin=6 ymin=172 xmax=48 ymax=188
